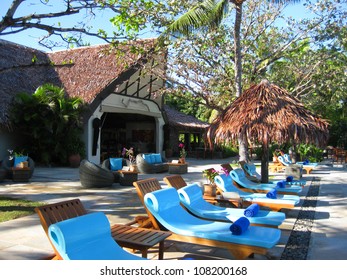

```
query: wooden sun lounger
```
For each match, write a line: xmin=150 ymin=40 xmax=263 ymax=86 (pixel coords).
xmin=163 ymin=175 xmax=187 ymax=189
xmin=133 ymin=178 xmax=278 ymax=260
xmin=35 ymin=198 xmax=171 ymax=260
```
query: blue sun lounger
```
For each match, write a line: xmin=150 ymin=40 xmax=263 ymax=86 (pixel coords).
xmin=240 ymin=161 xmax=306 ymax=186
xmin=177 ymin=183 xmax=285 ymax=227
xmin=230 ymin=168 xmax=303 ymax=195
xmin=48 ymin=212 xmax=145 ymax=260
xmin=215 ymin=173 xmax=300 ymax=211
xmin=144 ymin=187 xmax=281 ymax=259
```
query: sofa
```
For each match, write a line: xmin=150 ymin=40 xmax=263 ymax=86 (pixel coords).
xmin=136 ymin=153 xmax=169 ymax=174
xmin=79 ymin=159 xmax=114 ymax=188
xmin=101 ymin=158 xmax=129 ymax=183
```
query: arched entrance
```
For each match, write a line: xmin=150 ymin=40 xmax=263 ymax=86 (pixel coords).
xmin=100 ymin=112 xmax=157 ymax=161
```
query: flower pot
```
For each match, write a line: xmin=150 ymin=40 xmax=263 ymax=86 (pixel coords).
xmin=203 ymin=183 xmax=217 ymax=197
xmin=179 ymin=157 xmax=186 ymax=164
xmin=129 ymin=164 xmax=138 ymax=172
xmin=68 ymin=154 xmax=81 ymax=168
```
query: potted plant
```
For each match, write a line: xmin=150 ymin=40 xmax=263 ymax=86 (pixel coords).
xmin=202 ymin=168 xmax=219 ymax=197
xmin=122 ymin=147 xmax=137 ymax=172
xmin=66 ymin=134 xmax=86 ymax=168
xmin=178 ymin=143 xmax=187 ymax=163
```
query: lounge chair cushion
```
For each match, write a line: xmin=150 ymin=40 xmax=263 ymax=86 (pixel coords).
xmin=48 ymin=212 xmax=144 ymax=260
xmin=144 ymin=187 xmax=281 ymax=249
xmin=214 ymin=173 xmax=300 ymax=206
xmin=177 ymin=183 xmax=285 ymax=227
xmin=14 ymin=156 xmax=28 ymax=167
xmin=143 ymin=154 xmax=153 ymax=164
xmin=230 ymin=168 xmax=302 ymax=194
xmin=110 ymin=158 xmax=123 ymax=171
xmin=136 ymin=153 xmax=169 ymax=174
xmin=153 ymin=153 xmax=162 ymax=163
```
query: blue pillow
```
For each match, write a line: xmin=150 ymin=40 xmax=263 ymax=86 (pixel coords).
xmin=153 ymin=153 xmax=162 ymax=163
xmin=14 ymin=156 xmax=28 ymax=167
xmin=143 ymin=154 xmax=153 ymax=164
xmin=109 ymin=158 xmax=122 ymax=171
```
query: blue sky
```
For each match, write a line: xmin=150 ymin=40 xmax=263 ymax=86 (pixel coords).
xmin=1 ymin=0 xmax=315 ymax=51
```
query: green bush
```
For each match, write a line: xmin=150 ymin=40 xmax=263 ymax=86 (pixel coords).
xmin=9 ymin=84 xmax=86 ymax=166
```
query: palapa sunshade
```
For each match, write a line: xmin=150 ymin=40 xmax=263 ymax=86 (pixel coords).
xmin=207 ymin=79 xmax=329 ymax=182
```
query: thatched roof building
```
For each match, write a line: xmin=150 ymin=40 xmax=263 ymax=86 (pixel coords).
xmin=162 ymin=105 xmax=209 ymax=156
xmin=163 ymin=105 xmax=209 ymax=133
xmin=0 ymin=39 xmax=156 ymax=130
xmin=1 ymin=39 xmax=209 ymax=163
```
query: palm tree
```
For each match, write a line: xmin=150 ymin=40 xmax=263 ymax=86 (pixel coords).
xmin=162 ymin=0 xmax=300 ymax=161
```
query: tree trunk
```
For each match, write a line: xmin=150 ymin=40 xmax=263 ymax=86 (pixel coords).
xmin=261 ymin=135 xmax=270 ymax=183
xmin=234 ymin=3 xmax=248 ymax=162
xmin=234 ymin=3 xmax=242 ymax=97
xmin=238 ymin=132 xmax=249 ymax=162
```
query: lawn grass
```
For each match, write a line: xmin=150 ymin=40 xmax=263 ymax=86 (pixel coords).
xmin=0 ymin=196 xmax=45 ymax=223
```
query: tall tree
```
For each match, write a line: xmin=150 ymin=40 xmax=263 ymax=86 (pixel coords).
xmin=159 ymin=0 xmax=301 ymax=161
xmin=0 ymin=0 xmax=159 ymax=49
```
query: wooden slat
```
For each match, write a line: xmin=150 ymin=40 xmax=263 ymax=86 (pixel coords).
xmin=133 ymin=178 xmax=163 ymax=230
xmin=163 ymin=175 xmax=187 ymax=189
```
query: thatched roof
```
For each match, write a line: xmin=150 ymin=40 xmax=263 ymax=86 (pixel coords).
xmin=47 ymin=40 xmax=157 ymax=103
xmin=163 ymin=105 xmax=209 ymax=132
xmin=207 ymin=79 xmax=329 ymax=147
xmin=0 ymin=39 xmax=157 ymax=130
xmin=0 ymin=40 xmax=56 ymax=129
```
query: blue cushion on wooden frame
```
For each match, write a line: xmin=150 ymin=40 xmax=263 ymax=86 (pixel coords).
xmin=110 ymin=158 xmax=123 ymax=171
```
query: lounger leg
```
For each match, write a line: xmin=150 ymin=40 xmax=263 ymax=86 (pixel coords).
xmin=158 ymin=241 xmax=165 ymax=260
xmin=141 ymin=249 xmax=148 ymax=259
xmin=228 ymin=247 xmax=267 ymax=260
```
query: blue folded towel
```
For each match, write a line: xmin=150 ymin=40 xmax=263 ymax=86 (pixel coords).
xmin=229 ymin=217 xmax=250 ymax=235
xmin=286 ymin=176 xmax=294 ymax=182
xmin=276 ymin=181 xmax=286 ymax=189
xmin=276 ymin=180 xmax=286 ymax=188
xmin=244 ymin=203 xmax=260 ymax=217
xmin=266 ymin=189 xmax=277 ymax=199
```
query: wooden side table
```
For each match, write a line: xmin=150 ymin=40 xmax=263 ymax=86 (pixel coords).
xmin=11 ymin=167 xmax=31 ymax=182
xmin=110 ymin=224 xmax=171 ymax=259
xmin=118 ymin=170 xmax=138 ymax=186
xmin=203 ymin=194 xmax=244 ymax=208
xmin=168 ymin=163 xmax=188 ymax=174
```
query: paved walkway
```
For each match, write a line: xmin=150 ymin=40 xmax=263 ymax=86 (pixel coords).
xmin=0 ymin=158 xmax=346 ymax=260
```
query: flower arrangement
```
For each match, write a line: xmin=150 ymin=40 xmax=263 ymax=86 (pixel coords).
xmin=179 ymin=143 xmax=187 ymax=159
xmin=7 ymin=149 xmax=29 ymax=168
xmin=202 ymin=168 xmax=219 ymax=185
xmin=8 ymin=149 xmax=27 ymax=160
xmin=220 ymin=166 xmax=230 ymax=176
xmin=122 ymin=147 xmax=136 ymax=164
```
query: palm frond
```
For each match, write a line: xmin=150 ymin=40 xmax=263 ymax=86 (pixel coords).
xmin=168 ymin=0 xmax=229 ymax=36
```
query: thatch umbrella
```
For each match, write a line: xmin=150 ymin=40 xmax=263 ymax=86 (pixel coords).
xmin=207 ymin=79 xmax=329 ymax=183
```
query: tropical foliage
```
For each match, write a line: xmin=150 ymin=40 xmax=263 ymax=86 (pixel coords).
xmin=9 ymin=84 xmax=86 ymax=165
